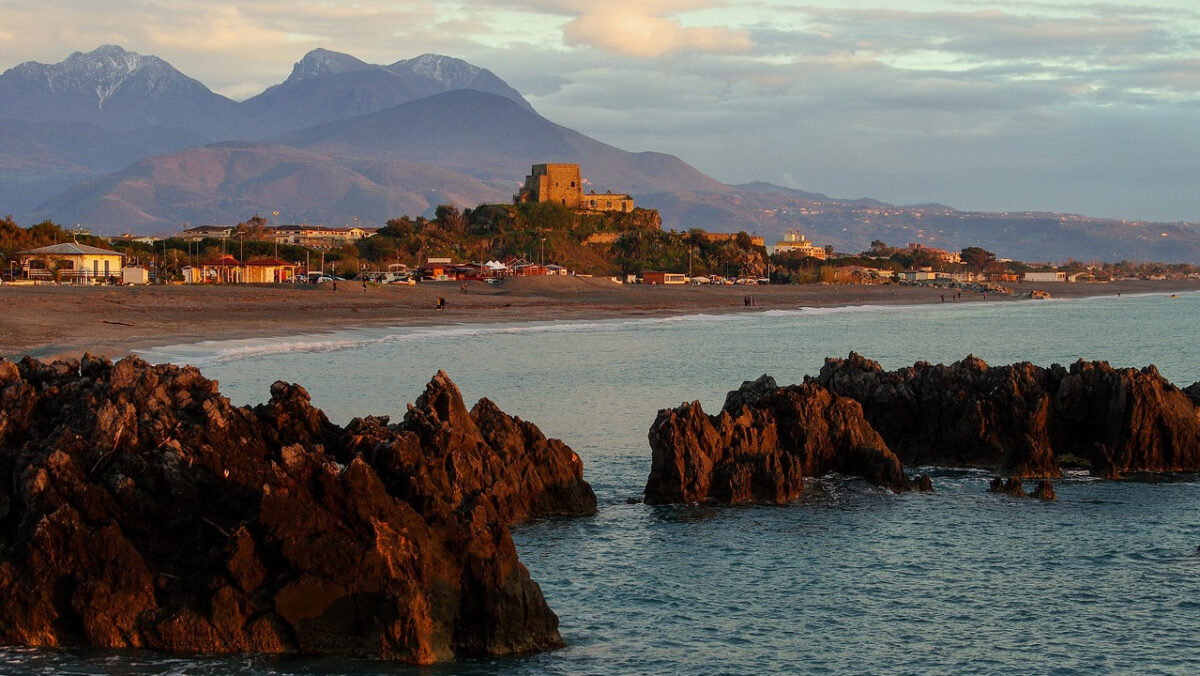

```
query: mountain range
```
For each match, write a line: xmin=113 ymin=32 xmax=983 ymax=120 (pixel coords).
xmin=1 ymin=45 xmax=1198 ymax=263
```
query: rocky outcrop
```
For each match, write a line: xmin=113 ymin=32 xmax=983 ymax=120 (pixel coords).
xmin=0 ymin=355 xmax=594 ymax=662
xmin=647 ymin=355 xmax=1200 ymax=505
xmin=1182 ymin=381 xmax=1200 ymax=407
xmin=1029 ymin=480 xmax=1057 ymax=501
xmin=645 ymin=375 xmax=912 ymax=505
xmin=988 ymin=477 xmax=1056 ymax=501
xmin=816 ymin=353 xmax=1200 ymax=478
xmin=816 ymin=353 xmax=1061 ymax=476
xmin=989 ymin=477 xmax=1027 ymax=497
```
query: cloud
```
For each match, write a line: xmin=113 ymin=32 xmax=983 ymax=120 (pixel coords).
xmin=561 ymin=12 xmax=752 ymax=57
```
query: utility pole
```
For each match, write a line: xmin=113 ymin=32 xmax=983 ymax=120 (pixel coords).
xmin=273 ymin=210 xmax=280 ymax=258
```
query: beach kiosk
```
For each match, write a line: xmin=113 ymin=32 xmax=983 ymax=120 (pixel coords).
xmin=17 ymin=242 xmax=125 ymax=284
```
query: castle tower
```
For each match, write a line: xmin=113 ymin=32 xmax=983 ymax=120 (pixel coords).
xmin=514 ymin=164 xmax=584 ymax=208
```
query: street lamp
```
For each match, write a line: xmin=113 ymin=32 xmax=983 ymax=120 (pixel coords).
xmin=540 ymin=238 xmax=546 ymax=267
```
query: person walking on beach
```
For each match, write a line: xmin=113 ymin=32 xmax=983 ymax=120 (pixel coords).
xmin=362 ymin=279 xmax=368 ymax=293
xmin=436 ymin=296 xmax=445 ymax=311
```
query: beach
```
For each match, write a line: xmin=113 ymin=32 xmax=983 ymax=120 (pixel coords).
xmin=2 ymin=276 xmax=1197 ymax=361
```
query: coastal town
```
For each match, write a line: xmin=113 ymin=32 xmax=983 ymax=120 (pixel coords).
xmin=3 ymin=164 xmax=1196 ymax=297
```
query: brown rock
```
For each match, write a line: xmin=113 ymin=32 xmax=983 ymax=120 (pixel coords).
xmin=0 ymin=356 xmax=593 ymax=662
xmin=816 ymin=353 xmax=1200 ymax=478
xmin=645 ymin=379 xmax=912 ymax=505
xmin=988 ymin=477 xmax=1026 ymax=497
xmin=1185 ymin=381 xmax=1200 ymax=407
xmin=1030 ymin=479 xmax=1057 ymax=501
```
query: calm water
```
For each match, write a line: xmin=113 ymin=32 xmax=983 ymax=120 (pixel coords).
xmin=9 ymin=291 xmax=1200 ymax=674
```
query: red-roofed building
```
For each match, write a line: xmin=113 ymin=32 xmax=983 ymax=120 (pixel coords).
xmin=184 ymin=255 xmax=297 ymax=284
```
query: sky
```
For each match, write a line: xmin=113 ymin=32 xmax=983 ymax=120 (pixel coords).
xmin=1 ymin=0 xmax=1198 ymax=222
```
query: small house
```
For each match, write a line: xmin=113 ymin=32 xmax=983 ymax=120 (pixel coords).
xmin=18 ymin=242 xmax=125 ymax=284
xmin=242 ymin=258 xmax=298 ymax=284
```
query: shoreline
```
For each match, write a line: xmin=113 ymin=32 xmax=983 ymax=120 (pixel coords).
xmin=3 ymin=277 xmax=1198 ymax=362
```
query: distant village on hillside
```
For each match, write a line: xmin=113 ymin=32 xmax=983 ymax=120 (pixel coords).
xmin=2 ymin=164 xmax=1197 ymax=293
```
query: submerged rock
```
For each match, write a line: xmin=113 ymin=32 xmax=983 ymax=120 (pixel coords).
xmin=988 ymin=477 xmax=1027 ymax=497
xmin=0 ymin=355 xmax=594 ymax=662
xmin=1030 ymin=479 xmax=1057 ymax=501
xmin=911 ymin=474 xmax=934 ymax=492
xmin=815 ymin=353 xmax=1200 ymax=478
xmin=987 ymin=477 xmax=1057 ymax=501
xmin=645 ymin=377 xmax=912 ymax=505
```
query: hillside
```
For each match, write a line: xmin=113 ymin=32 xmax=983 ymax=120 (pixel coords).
xmin=272 ymin=90 xmax=729 ymax=195
xmin=25 ymin=143 xmax=510 ymax=231
xmin=640 ymin=185 xmax=1200 ymax=264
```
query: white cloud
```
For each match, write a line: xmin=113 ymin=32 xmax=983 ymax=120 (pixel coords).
xmin=562 ymin=12 xmax=752 ymax=57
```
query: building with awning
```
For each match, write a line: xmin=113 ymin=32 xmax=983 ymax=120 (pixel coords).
xmin=17 ymin=242 xmax=125 ymax=284
xmin=242 ymin=258 xmax=298 ymax=283
xmin=185 ymin=255 xmax=297 ymax=284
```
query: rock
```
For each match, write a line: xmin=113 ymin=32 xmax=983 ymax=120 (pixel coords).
xmin=1186 ymin=381 xmax=1200 ymax=407
xmin=988 ymin=477 xmax=1026 ymax=497
xmin=645 ymin=381 xmax=912 ymax=505
xmin=987 ymin=477 xmax=1056 ymax=501
xmin=816 ymin=353 xmax=1200 ymax=478
xmin=1029 ymin=289 xmax=1052 ymax=299
xmin=911 ymin=474 xmax=934 ymax=492
xmin=0 ymin=356 xmax=594 ymax=662
xmin=1030 ymin=479 xmax=1057 ymax=501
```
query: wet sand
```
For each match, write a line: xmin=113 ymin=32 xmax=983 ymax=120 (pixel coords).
xmin=2 ymin=277 xmax=1197 ymax=361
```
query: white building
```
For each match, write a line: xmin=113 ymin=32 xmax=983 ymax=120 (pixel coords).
xmin=1023 ymin=271 xmax=1067 ymax=283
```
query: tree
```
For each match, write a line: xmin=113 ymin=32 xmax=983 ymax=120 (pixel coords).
xmin=960 ymin=246 xmax=996 ymax=272
xmin=867 ymin=240 xmax=895 ymax=257
xmin=235 ymin=214 xmax=271 ymax=241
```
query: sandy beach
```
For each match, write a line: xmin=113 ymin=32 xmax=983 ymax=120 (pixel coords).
xmin=2 ymin=276 xmax=1197 ymax=361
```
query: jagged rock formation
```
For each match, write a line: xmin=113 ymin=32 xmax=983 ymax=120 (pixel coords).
xmin=645 ymin=375 xmax=912 ymax=505
xmin=988 ymin=477 xmax=1057 ymax=501
xmin=1184 ymin=381 xmax=1200 ymax=407
xmin=647 ymin=355 xmax=1200 ymax=505
xmin=0 ymin=356 xmax=594 ymax=662
xmin=815 ymin=353 xmax=1200 ymax=478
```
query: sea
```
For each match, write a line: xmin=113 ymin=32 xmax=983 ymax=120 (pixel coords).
xmin=6 ymin=290 xmax=1200 ymax=675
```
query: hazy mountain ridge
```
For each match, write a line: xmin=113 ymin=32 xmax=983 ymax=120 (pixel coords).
xmin=25 ymin=142 xmax=510 ymax=232
xmin=2 ymin=45 xmax=1197 ymax=262
xmin=679 ymin=184 xmax=1200 ymax=263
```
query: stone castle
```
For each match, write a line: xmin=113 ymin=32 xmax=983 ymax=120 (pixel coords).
xmin=514 ymin=164 xmax=635 ymax=213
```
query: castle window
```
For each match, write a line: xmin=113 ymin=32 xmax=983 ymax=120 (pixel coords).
xmin=571 ymin=181 xmax=576 ymax=187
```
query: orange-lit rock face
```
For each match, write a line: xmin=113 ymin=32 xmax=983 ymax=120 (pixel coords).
xmin=0 ymin=356 xmax=594 ymax=663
